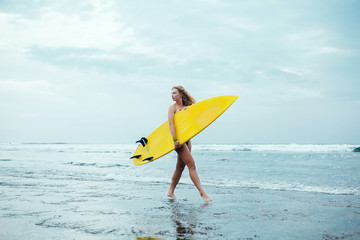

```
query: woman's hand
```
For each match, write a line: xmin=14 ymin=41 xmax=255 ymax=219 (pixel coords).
xmin=174 ymin=140 xmax=181 ymax=149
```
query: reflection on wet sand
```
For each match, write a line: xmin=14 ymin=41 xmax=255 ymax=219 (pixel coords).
xmin=136 ymin=200 xmax=214 ymax=239
xmin=168 ymin=200 xmax=211 ymax=239
xmin=137 ymin=238 xmax=163 ymax=240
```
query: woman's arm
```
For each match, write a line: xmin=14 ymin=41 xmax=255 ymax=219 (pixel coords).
xmin=168 ymin=105 xmax=181 ymax=148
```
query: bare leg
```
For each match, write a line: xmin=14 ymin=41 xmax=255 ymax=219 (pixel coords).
xmin=175 ymin=143 xmax=212 ymax=202
xmin=168 ymin=141 xmax=192 ymax=199
xmin=167 ymin=155 xmax=185 ymax=200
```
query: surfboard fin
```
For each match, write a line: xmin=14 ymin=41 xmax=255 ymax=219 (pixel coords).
xmin=136 ymin=137 xmax=148 ymax=147
xmin=134 ymin=137 xmax=153 ymax=162
xmin=142 ymin=157 xmax=153 ymax=162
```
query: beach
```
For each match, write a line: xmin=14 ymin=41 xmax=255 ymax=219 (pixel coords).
xmin=0 ymin=143 xmax=359 ymax=239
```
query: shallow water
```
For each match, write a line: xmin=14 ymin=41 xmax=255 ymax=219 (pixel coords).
xmin=1 ymin=143 xmax=359 ymax=239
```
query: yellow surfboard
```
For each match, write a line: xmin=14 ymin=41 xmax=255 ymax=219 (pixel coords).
xmin=131 ymin=95 xmax=238 ymax=166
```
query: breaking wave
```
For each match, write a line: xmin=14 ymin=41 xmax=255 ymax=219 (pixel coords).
xmin=193 ymin=144 xmax=359 ymax=153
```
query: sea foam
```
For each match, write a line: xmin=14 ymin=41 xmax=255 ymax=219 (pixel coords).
xmin=193 ymin=144 xmax=359 ymax=153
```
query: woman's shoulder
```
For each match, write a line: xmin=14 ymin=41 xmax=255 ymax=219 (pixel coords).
xmin=168 ymin=104 xmax=176 ymax=111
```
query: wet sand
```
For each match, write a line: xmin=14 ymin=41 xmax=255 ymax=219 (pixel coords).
xmin=1 ymin=181 xmax=359 ymax=240
xmin=1 ymin=143 xmax=359 ymax=239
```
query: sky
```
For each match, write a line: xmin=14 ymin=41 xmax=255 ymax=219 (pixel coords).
xmin=0 ymin=0 xmax=359 ymax=144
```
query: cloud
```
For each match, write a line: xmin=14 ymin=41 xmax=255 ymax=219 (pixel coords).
xmin=0 ymin=0 xmax=359 ymax=143
xmin=0 ymin=3 xmax=152 ymax=55
xmin=216 ymin=15 xmax=262 ymax=32
xmin=305 ymin=46 xmax=353 ymax=56
xmin=283 ymin=29 xmax=356 ymax=57
xmin=0 ymin=79 xmax=52 ymax=95
xmin=279 ymin=67 xmax=302 ymax=76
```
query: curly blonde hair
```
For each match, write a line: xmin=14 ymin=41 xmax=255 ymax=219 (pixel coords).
xmin=172 ymin=86 xmax=196 ymax=106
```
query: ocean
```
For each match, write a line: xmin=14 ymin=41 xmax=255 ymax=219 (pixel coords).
xmin=0 ymin=143 xmax=359 ymax=240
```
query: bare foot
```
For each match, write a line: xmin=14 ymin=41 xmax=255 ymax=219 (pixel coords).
xmin=201 ymin=193 xmax=212 ymax=202
xmin=167 ymin=192 xmax=177 ymax=200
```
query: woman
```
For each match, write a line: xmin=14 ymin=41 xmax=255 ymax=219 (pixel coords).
xmin=167 ymin=86 xmax=212 ymax=202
